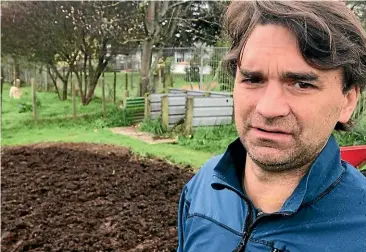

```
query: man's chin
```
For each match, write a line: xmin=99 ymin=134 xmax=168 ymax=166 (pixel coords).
xmin=246 ymin=147 xmax=296 ymax=170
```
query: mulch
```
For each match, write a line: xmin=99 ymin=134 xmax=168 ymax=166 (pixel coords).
xmin=1 ymin=143 xmax=194 ymax=251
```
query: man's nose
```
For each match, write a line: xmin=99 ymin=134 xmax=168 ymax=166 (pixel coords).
xmin=255 ymin=82 xmax=290 ymax=119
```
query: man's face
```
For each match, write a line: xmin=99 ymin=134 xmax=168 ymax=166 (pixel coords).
xmin=234 ymin=24 xmax=358 ymax=172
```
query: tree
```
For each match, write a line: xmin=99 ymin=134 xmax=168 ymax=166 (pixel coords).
xmin=1 ymin=1 xmax=143 ymax=104
xmin=1 ymin=1 xmax=78 ymax=100
xmin=138 ymin=1 xmax=226 ymax=96
xmin=61 ymin=1 xmax=143 ymax=104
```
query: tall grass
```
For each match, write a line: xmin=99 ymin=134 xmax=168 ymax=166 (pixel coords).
xmin=177 ymin=124 xmax=238 ymax=154
xmin=137 ymin=118 xmax=168 ymax=136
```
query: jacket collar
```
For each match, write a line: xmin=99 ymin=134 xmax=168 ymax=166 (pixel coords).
xmin=211 ymin=135 xmax=345 ymax=213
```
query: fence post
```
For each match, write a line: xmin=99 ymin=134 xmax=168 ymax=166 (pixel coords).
xmin=31 ymin=78 xmax=37 ymax=121
xmin=113 ymin=71 xmax=117 ymax=104
xmin=125 ymin=72 xmax=128 ymax=90
xmin=161 ymin=95 xmax=169 ymax=129
xmin=200 ymin=47 xmax=204 ymax=90
xmin=185 ymin=96 xmax=194 ymax=135
xmin=130 ymin=71 xmax=133 ymax=89
xmin=101 ymin=77 xmax=106 ymax=118
xmin=71 ymin=74 xmax=76 ymax=118
xmin=124 ymin=72 xmax=129 ymax=99
xmin=144 ymin=93 xmax=150 ymax=120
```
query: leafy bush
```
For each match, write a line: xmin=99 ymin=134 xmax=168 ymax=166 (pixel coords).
xmin=16 ymin=98 xmax=42 ymax=113
xmin=178 ymin=124 xmax=238 ymax=154
xmin=16 ymin=102 xmax=33 ymax=113
xmin=137 ymin=118 xmax=168 ymax=136
xmin=91 ymin=107 xmax=130 ymax=129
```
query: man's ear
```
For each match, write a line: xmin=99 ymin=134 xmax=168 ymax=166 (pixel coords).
xmin=338 ymin=86 xmax=360 ymax=123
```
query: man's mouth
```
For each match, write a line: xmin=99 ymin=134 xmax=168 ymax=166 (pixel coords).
xmin=254 ymin=127 xmax=291 ymax=134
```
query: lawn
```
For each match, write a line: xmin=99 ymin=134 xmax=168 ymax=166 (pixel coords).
xmin=1 ymin=83 xmax=213 ymax=169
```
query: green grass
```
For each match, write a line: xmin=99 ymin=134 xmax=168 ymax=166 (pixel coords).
xmin=2 ymin=84 xmax=116 ymax=131
xmin=137 ymin=118 xmax=169 ymax=137
xmin=177 ymin=124 xmax=238 ymax=155
xmin=2 ymin=123 xmax=212 ymax=169
xmin=1 ymin=83 xmax=213 ymax=169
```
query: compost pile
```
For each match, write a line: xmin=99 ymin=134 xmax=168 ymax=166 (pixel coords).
xmin=1 ymin=143 xmax=194 ymax=251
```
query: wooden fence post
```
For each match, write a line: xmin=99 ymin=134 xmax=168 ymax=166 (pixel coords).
xmin=130 ymin=71 xmax=133 ymax=89
xmin=71 ymin=74 xmax=76 ymax=118
xmin=113 ymin=71 xmax=117 ymax=104
xmin=101 ymin=77 xmax=106 ymax=118
xmin=125 ymin=73 xmax=128 ymax=91
xmin=144 ymin=93 xmax=150 ymax=120
xmin=184 ymin=96 xmax=194 ymax=135
xmin=31 ymin=78 xmax=37 ymax=121
xmin=124 ymin=72 xmax=129 ymax=103
xmin=161 ymin=95 xmax=169 ymax=128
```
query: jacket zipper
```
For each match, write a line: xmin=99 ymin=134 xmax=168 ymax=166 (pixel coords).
xmin=232 ymin=198 xmax=253 ymax=252
xmin=233 ymin=201 xmax=294 ymax=252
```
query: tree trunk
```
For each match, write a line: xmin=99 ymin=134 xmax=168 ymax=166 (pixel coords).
xmin=13 ymin=56 xmax=21 ymax=84
xmin=84 ymin=74 xmax=99 ymax=105
xmin=47 ymin=65 xmax=62 ymax=100
xmin=72 ymin=69 xmax=86 ymax=104
xmin=49 ymin=64 xmax=70 ymax=101
xmin=139 ymin=1 xmax=156 ymax=97
xmin=60 ymin=69 xmax=72 ymax=101
xmin=83 ymin=59 xmax=109 ymax=105
xmin=140 ymin=39 xmax=153 ymax=96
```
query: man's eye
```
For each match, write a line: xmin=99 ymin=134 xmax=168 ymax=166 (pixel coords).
xmin=294 ymin=82 xmax=315 ymax=89
xmin=242 ymin=77 xmax=262 ymax=84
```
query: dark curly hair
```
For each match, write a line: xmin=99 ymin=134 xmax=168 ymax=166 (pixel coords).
xmin=223 ymin=1 xmax=366 ymax=131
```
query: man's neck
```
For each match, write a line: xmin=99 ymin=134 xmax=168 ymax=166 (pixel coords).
xmin=243 ymin=155 xmax=309 ymax=214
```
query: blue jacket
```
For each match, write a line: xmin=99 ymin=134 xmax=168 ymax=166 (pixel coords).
xmin=177 ymin=136 xmax=366 ymax=252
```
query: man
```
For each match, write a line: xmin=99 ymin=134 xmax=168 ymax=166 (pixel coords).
xmin=177 ymin=1 xmax=366 ymax=252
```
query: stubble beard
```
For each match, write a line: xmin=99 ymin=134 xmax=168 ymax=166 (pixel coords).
xmin=239 ymin=128 xmax=328 ymax=173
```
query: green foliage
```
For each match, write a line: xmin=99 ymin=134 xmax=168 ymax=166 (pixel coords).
xmin=15 ymin=96 xmax=42 ymax=113
xmin=177 ymin=123 xmax=366 ymax=155
xmin=185 ymin=53 xmax=201 ymax=82
xmin=333 ymin=127 xmax=366 ymax=146
xmin=16 ymin=102 xmax=33 ymax=113
xmin=137 ymin=118 xmax=168 ymax=136
xmin=91 ymin=108 xmax=130 ymax=129
xmin=178 ymin=124 xmax=238 ymax=154
xmin=164 ymin=56 xmax=174 ymax=74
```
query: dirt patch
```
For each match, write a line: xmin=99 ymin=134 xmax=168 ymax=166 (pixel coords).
xmin=110 ymin=126 xmax=177 ymax=144
xmin=1 ymin=143 xmax=194 ymax=251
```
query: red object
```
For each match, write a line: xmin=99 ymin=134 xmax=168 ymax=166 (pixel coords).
xmin=340 ymin=145 xmax=366 ymax=168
